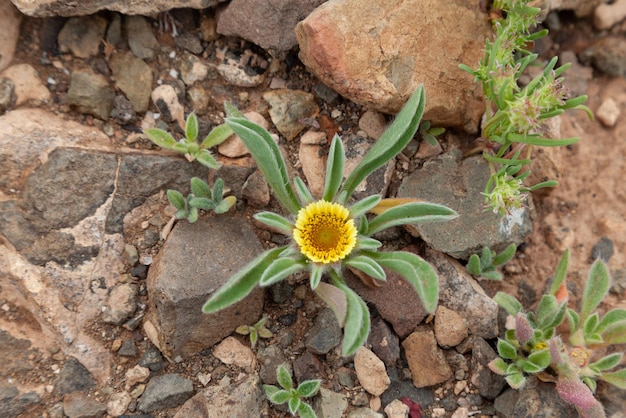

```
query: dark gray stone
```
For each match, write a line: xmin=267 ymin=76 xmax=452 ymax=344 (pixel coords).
xmin=108 ymin=51 xmax=153 ymax=113
xmin=55 ymin=357 xmax=97 ymax=395
xmin=590 ymin=236 xmax=614 ymax=262
xmin=57 ymin=16 xmax=108 ymax=58
xmin=175 ymin=33 xmax=204 ymax=54
xmin=0 ymin=77 xmax=15 ymax=112
xmin=138 ymin=374 xmax=194 ymax=413
xmin=397 ymin=150 xmax=532 ymax=259
xmin=305 ymin=308 xmax=342 ymax=355
xmin=139 ymin=346 xmax=164 ymax=372
xmin=125 ymin=16 xmax=159 ymax=60
xmin=293 ymin=351 xmax=324 ymax=384
xmin=367 ymin=317 xmax=400 ymax=367
xmin=66 ymin=71 xmax=115 ymax=120
xmin=118 ymin=339 xmax=138 ymax=357
xmin=269 ymin=280 xmax=294 ymax=304
xmin=258 ymin=345 xmax=287 ymax=385
xmin=112 ymin=95 xmax=136 ymax=124
xmin=581 ymin=37 xmax=626 ymax=78
xmin=0 ymin=385 xmax=40 ymax=418
xmin=0 ymin=330 xmax=37 ymax=374
xmin=470 ymin=337 xmax=507 ymax=400
xmin=494 ymin=377 xmax=578 ymax=418
xmin=63 ymin=392 xmax=107 ymax=418
xmin=381 ymin=367 xmax=435 ymax=409
xmin=21 ymin=230 xmax=98 ymax=267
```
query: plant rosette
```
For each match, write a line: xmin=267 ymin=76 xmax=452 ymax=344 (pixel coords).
xmin=202 ymin=86 xmax=458 ymax=355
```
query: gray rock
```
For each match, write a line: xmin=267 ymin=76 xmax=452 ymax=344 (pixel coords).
xmin=558 ymin=51 xmax=593 ymax=98
xmin=381 ymin=367 xmax=435 ymax=410
xmin=118 ymin=339 xmax=138 ymax=357
xmin=293 ymin=351 xmax=325 ymax=383
xmin=212 ymin=165 xmax=255 ymax=200
xmin=367 ymin=316 xmax=400 ymax=367
xmin=0 ymin=1 xmax=21 ymax=72
xmin=470 ymin=337 xmax=506 ymax=400
xmin=173 ymin=375 xmax=263 ymax=418
xmin=347 ymin=408 xmax=384 ymax=418
xmin=175 ymin=32 xmax=204 ymax=55
xmin=106 ymin=13 xmax=123 ymax=47
xmin=241 ymin=169 xmax=270 ymax=208
xmin=0 ymin=77 xmax=15 ymax=111
xmin=20 ymin=230 xmax=98 ymax=267
xmin=305 ymin=308 xmax=342 ymax=355
xmin=112 ymin=95 xmax=136 ymax=124
xmin=108 ymin=51 xmax=153 ymax=113
xmin=590 ymin=236 xmax=614 ymax=262
xmin=216 ymin=0 xmax=326 ymax=57
xmin=398 ymin=150 xmax=533 ymax=259
xmin=263 ymin=89 xmax=319 ymax=141
xmin=494 ymin=377 xmax=578 ymax=417
xmin=0 ymin=385 xmax=41 ymax=418
xmin=180 ymin=52 xmax=209 ymax=86
xmin=424 ymin=248 xmax=499 ymax=339
xmin=63 ymin=392 xmax=107 ymax=418
xmin=55 ymin=357 xmax=97 ymax=395
xmin=66 ymin=71 xmax=115 ymax=120
xmin=313 ymin=387 xmax=348 ymax=418
xmin=139 ymin=346 xmax=164 ymax=372
xmin=258 ymin=346 xmax=287 ymax=385
xmin=581 ymin=37 xmax=626 ymax=78
xmin=143 ymin=215 xmax=265 ymax=359
xmin=125 ymin=16 xmax=159 ymax=60
xmin=0 ymin=329 xmax=38 ymax=374
xmin=138 ymin=374 xmax=194 ymax=413
xmin=57 ymin=16 xmax=107 ymax=58
xmin=102 ymin=283 xmax=138 ymax=325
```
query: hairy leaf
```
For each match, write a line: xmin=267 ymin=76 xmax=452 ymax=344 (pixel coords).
xmin=581 ymin=259 xmax=610 ymax=322
xmin=322 ymin=135 xmax=345 ymax=202
xmin=330 ymin=271 xmax=370 ymax=356
xmin=201 ymin=123 xmax=234 ymax=148
xmin=260 ymin=257 xmax=307 ymax=287
xmin=253 ymin=212 xmax=294 ymax=235
xmin=366 ymin=202 xmax=457 ymax=235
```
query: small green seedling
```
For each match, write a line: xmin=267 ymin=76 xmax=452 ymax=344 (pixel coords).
xmin=167 ymin=177 xmax=236 ymax=223
xmin=418 ymin=120 xmax=445 ymax=147
xmin=144 ymin=112 xmax=233 ymax=169
xmin=467 ymin=243 xmax=516 ymax=280
xmin=264 ymin=364 xmax=321 ymax=418
xmin=236 ymin=316 xmax=272 ymax=349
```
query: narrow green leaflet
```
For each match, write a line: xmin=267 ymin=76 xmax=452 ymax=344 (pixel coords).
xmin=602 ymin=321 xmax=626 ymax=345
xmin=493 ymin=243 xmax=517 ymax=265
xmin=344 ymin=255 xmax=386 ymax=281
xmin=186 ymin=112 xmax=199 ymax=142
xmin=596 ymin=309 xmax=626 ymax=334
xmin=467 ymin=254 xmax=482 ymax=276
xmin=260 ymin=257 xmax=308 ymax=287
xmin=288 ymin=397 xmax=301 ymax=416
xmin=253 ymin=212 xmax=294 ymax=235
xmin=322 ymin=135 xmax=345 ymax=202
xmin=226 ymin=117 xmax=301 ymax=214
xmin=494 ymin=292 xmax=524 ymax=316
xmin=190 ymin=177 xmax=212 ymax=198
xmin=263 ymin=385 xmax=280 ymax=398
xmin=144 ymin=128 xmax=177 ymax=149
xmin=201 ymin=124 xmax=234 ymax=148
xmin=549 ymin=249 xmax=569 ymax=295
xmin=366 ymin=202 xmax=458 ymax=235
xmin=293 ymin=176 xmax=314 ymax=206
xmin=268 ymin=389 xmax=291 ymax=404
xmin=581 ymin=259 xmax=610 ymax=322
xmin=202 ymin=247 xmax=286 ymax=313
xmin=296 ymin=380 xmax=321 ymax=398
xmin=195 ymin=150 xmax=220 ymax=169
xmin=349 ymin=195 xmax=382 ymax=219
xmin=298 ymin=403 xmax=317 ymax=418
xmin=167 ymin=189 xmax=186 ymax=211
xmin=506 ymin=132 xmax=580 ymax=147
xmin=277 ymin=365 xmax=293 ymax=390
xmin=590 ymin=353 xmax=623 ymax=372
xmin=370 ymin=251 xmax=439 ymax=313
xmin=330 ymin=271 xmax=370 ymax=356
xmin=309 ymin=264 xmax=326 ymax=290
xmin=340 ymin=85 xmax=425 ymax=201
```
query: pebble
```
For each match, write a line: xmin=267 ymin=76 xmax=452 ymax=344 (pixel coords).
xmin=358 ymin=110 xmax=387 ymax=140
xmin=126 ymin=16 xmax=159 ymax=60
xmin=384 ymin=399 xmax=410 ymax=418
xmin=451 ymin=406 xmax=470 ymax=418
xmin=300 ymin=130 xmax=327 ymax=145
xmin=0 ymin=77 xmax=14 ymax=111
xmin=257 ymin=345 xmax=287 ymax=385
xmin=590 ymin=236 xmax=614 ymax=262
xmin=402 ymin=326 xmax=452 ymax=388
xmin=594 ymin=0 xmax=626 ymax=30
xmin=139 ymin=346 xmax=164 ymax=372
xmin=596 ymin=98 xmax=621 ymax=128
xmin=63 ymin=392 xmax=106 ymax=418
xmin=1 ymin=63 xmax=51 ymax=106
xmin=57 ymin=16 xmax=108 ymax=59
xmin=581 ymin=37 xmax=626 ymax=77
xmin=217 ymin=60 xmax=266 ymax=87
xmin=242 ymin=169 xmax=270 ymax=208
xmin=54 ymin=357 xmax=97 ymax=395
xmin=187 ymin=84 xmax=210 ymax=114
xmin=137 ymin=374 xmax=194 ymax=413
xmin=213 ymin=336 xmax=257 ymax=371
xmin=293 ymin=351 xmax=325 ymax=383
xmin=434 ymin=305 xmax=469 ymax=348
xmin=313 ymin=387 xmax=348 ymax=418
xmin=108 ymin=51 xmax=153 ymax=113
xmin=151 ymin=84 xmax=185 ymax=128
xmin=107 ymin=391 xmax=132 ymax=416
xmin=175 ymin=32 xmax=204 ymax=54
xmin=118 ymin=339 xmax=138 ymax=357
xmin=469 ymin=337 xmax=506 ymax=400
xmin=347 ymin=407 xmax=384 ymax=418
xmin=305 ymin=308 xmax=342 ymax=355
xmin=354 ymin=347 xmax=390 ymax=396
xmin=112 ymin=95 xmax=136 ymax=124
xmin=263 ymin=89 xmax=320 ymax=140
xmin=367 ymin=316 xmax=400 ymax=367
xmin=299 ymin=143 xmax=326 ymax=199
xmin=180 ymin=52 xmax=209 ymax=86
xmin=125 ymin=365 xmax=150 ymax=390
xmin=102 ymin=282 xmax=138 ymax=325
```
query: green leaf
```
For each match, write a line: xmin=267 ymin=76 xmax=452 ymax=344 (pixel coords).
xmin=288 ymin=396 xmax=301 ymax=415
xmin=506 ymin=132 xmax=580 ymax=147
xmin=187 ymin=206 xmax=199 ymax=223
xmin=330 ymin=271 xmax=370 ymax=356
xmin=493 ymin=243 xmax=516 ymax=265
xmin=480 ymin=247 xmax=493 ymax=269
xmin=293 ymin=176 xmax=314 ymax=207
xmin=201 ymin=123 xmax=234 ymax=148
xmin=599 ymin=368 xmax=626 ymax=389
xmin=528 ymin=349 xmax=551 ymax=369
xmin=467 ymin=254 xmax=482 ymax=276
xmin=596 ymin=309 xmax=626 ymax=334
xmin=497 ymin=339 xmax=518 ymax=360
xmin=488 ymin=358 xmax=509 ymax=375
xmin=481 ymin=270 xmax=503 ymax=281
xmin=189 ymin=197 xmax=216 ymax=210
xmin=226 ymin=116 xmax=301 ymax=213
xmin=493 ymin=292 xmax=524 ymax=316
xmin=297 ymin=402 xmax=317 ymax=418
xmin=322 ymin=135 xmax=345 ymax=202
xmin=581 ymin=259 xmax=610 ymax=322
xmin=583 ymin=312 xmax=600 ymax=335
xmin=309 ymin=264 xmax=325 ymax=290
xmin=567 ymin=308 xmax=579 ymax=334
xmin=519 ymin=359 xmax=545 ymax=374
xmin=549 ymin=249 xmax=570 ymax=295
xmin=263 ymin=384 xmax=280 ymax=398
xmin=203 ymin=247 xmax=287 ymax=313
xmin=185 ymin=113 xmax=198 ymax=142
xmin=214 ymin=195 xmax=236 ymax=214
xmin=260 ymin=257 xmax=308 ymax=287
xmin=506 ymin=373 xmax=526 ymax=389
xmin=254 ymin=211 xmax=294 ymax=235
xmin=345 ymin=255 xmax=386 ymax=281
xmin=269 ymin=389 xmax=292 ymax=405
xmin=212 ymin=177 xmax=224 ymax=201
xmin=195 ymin=149 xmax=221 ymax=169
xmin=144 ymin=128 xmax=177 ymax=149
xmin=277 ymin=364 xmax=294 ymax=390
xmin=369 ymin=251 xmax=439 ymax=313
xmin=602 ymin=321 xmax=626 ymax=345
xmin=250 ymin=330 xmax=258 ymax=348
xmin=535 ymin=294 xmax=566 ymax=331
xmin=366 ymin=202 xmax=458 ymax=235
xmin=297 ymin=380 xmax=321 ymax=398
xmin=167 ymin=189 xmax=187 ymax=211
xmin=340 ymin=85 xmax=425 ymax=201
xmin=591 ymin=353 xmax=623 ymax=372
xmin=355 ymin=236 xmax=382 ymax=251
xmin=190 ymin=177 xmax=212 ymax=199
xmin=349 ymin=195 xmax=382 ymax=219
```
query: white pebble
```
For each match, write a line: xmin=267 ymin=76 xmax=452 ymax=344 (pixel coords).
xmin=596 ymin=98 xmax=620 ymax=128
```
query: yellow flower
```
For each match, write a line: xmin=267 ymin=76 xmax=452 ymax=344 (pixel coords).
xmin=293 ymin=200 xmax=357 ymax=264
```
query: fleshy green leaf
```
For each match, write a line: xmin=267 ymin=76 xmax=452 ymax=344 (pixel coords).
xmin=519 ymin=359 xmax=544 ymax=374
xmin=584 ymin=312 xmax=600 ymax=335
xmin=212 ymin=177 xmax=224 ymax=201
xmin=494 ymin=292 xmax=524 ymax=316
xmin=349 ymin=195 xmax=382 ymax=219
xmin=277 ymin=364 xmax=294 ymax=390
xmin=506 ymin=373 xmax=526 ymax=389
xmin=340 ymin=85 xmax=425 ymax=201
xmin=263 ymin=384 xmax=280 ymax=398
xmin=189 ymin=197 xmax=216 ymax=210
xmin=144 ymin=128 xmax=177 ymax=149
xmin=167 ymin=189 xmax=187 ymax=211
xmin=309 ymin=264 xmax=326 ymax=290
xmin=599 ymin=368 xmax=626 ymax=389
xmin=269 ymin=389 xmax=292 ymax=405
xmin=190 ymin=177 xmax=212 ymax=199
xmin=506 ymin=132 xmax=580 ymax=147
xmin=201 ymin=123 xmax=234 ymax=148
xmin=187 ymin=206 xmax=199 ymax=223
xmin=293 ymin=176 xmax=314 ymax=207
xmin=493 ymin=243 xmax=517 ymax=265
xmin=497 ymin=339 xmax=518 ymax=360
xmin=322 ymin=135 xmax=345 ymax=202
xmin=330 ymin=271 xmax=370 ymax=356
xmin=226 ymin=116 xmax=301 ymax=213
xmin=203 ymin=247 xmax=287 ymax=313
xmin=467 ymin=254 xmax=482 ymax=276
xmin=535 ymin=294 xmax=566 ymax=331
xmin=195 ymin=149 xmax=221 ymax=169
xmin=596 ymin=309 xmax=626 ymax=334
xmin=481 ymin=270 xmax=503 ymax=281
xmin=185 ymin=113 xmax=198 ymax=142
xmin=297 ymin=380 xmax=321 ymax=398
xmin=549 ymin=249 xmax=570 ymax=295
xmin=254 ymin=211 xmax=294 ymax=235
xmin=488 ymin=358 xmax=509 ymax=375
xmin=591 ymin=353 xmax=623 ymax=372
xmin=214 ymin=196 xmax=236 ymax=214
xmin=366 ymin=202 xmax=458 ymax=235
xmin=369 ymin=251 xmax=439 ymax=313
xmin=259 ymin=257 xmax=308 ymax=287
xmin=355 ymin=236 xmax=382 ymax=251
xmin=528 ymin=349 xmax=551 ymax=369
xmin=601 ymin=321 xmax=626 ymax=345
xmin=581 ymin=259 xmax=610 ymax=322
xmin=345 ymin=255 xmax=386 ymax=281
xmin=288 ymin=397 xmax=301 ymax=415
xmin=297 ymin=402 xmax=317 ymax=418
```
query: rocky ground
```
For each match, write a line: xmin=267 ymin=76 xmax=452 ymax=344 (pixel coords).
xmin=1 ymin=0 xmax=625 ymax=418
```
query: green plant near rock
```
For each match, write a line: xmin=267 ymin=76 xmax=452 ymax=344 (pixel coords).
xmin=236 ymin=316 xmax=272 ymax=349
xmin=459 ymin=0 xmax=593 ymax=215
xmin=467 ymin=243 xmax=516 ymax=280
xmin=167 ymin=177 xmax=236 ymax=223
xmin=264 ymin=364 xmax=321 ymax=418
xmin=490 ymin=249 xmax=626 ymax=418
xmin=202 ymin=86 xmax=458 ymax=356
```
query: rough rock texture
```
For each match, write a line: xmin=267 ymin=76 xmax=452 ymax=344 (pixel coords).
xmin=138 ymin=374 xmax=194 ymax=413
xmin=494 ymin=376 xmax=578 ymax=417
xmin=143 ymin=215 xmax=265 ymax=359
xmin=0 ymin=1 xmax=23 ymax=72
xmin=354 ymin=347 xmax=390 ymax=396
xmin=296 ymin=0 xmax=490 ymax=131
xmin=216 ymin=0 xmax=326 ymax=57
xmin=10 ymin=0 xmax=226 ymax=17
xmin=402 ymin=326 xmax=452 ymax=388
xmin=551 ymin=0 xmax=604 ymax=17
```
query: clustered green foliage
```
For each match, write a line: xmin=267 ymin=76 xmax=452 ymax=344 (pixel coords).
xmin=202 ymin=86 xmax=458 ymax=356
xmin=490 ymin=250 xmax=626 ymax=418
xmin=263 ymin=365 xmax=321 ymax=418
xmin=167 ymin=177 xmax=236 ymax=223
xmin=418 ymin=120 xmax=445 ymax=147
xmin=459 ymin=0 xmax=592 ymax=215
xmin=467 ymin=243 xmax=516 ymax=280
xmin=236 ymin=316 xmax=272 ymax=349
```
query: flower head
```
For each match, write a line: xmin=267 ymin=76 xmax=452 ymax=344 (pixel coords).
xmin=293 ymin=200 xmax=357 ymax=264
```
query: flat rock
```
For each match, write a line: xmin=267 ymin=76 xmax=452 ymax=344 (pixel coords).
xmin=0 ymin=385 xmax=41 ymax=417
xmin=367 ymin=316 xmax=400 ymax=367
xmin=299 ymin=143 xmax=326 ymax=199
xmin=354 ymin=346 xmax=390 ymax=396
xmin=470 ymin=337 xmax=507 ymax=400
xmin=398 ymin=150 xmax=533 ymax=259
xmin=296 ymin=0 xmax=490 ymax=130
xmin=57 ymin=16 xmax=107 ymax=58
xmin=494 ymin=376 xmax=578 ymax=417
xmin=174 ymin=375 xmax=263 ymax=418
xmin=257 ymin=345 xmax=287 ymax=385
xmin=305 ymin=308 xmax=342 ymax=355
xmin=63 ymin=392 xmax=106 ymax=418
xmin=313 ymin=387 xmax=348 ymax=418
xmin=433 ymin=305 xmax=468 ymax=348
xmin=216 ymin=0 xmax=326 ymax=57
xmin=402 ymin=326 xmax=452 ymax=388
xmin=66 ymin=70 xmax=115 ymax=120
xmin=138 ymin=374 xmax=194 ymax=413
xmin=0 ymin=1 xmax=22 ymax=72
xmin=213 ymin=336 xmax=257 ymax=371
xmin=143 ymin=215 xmax=265 ymax=359
xmin=108 ymin=51 xmax=153 ymax=113
xmin=0 ymin=63 xmax=50 ymax=106
xmin=55 ymin=357 xmax=97 ymax=395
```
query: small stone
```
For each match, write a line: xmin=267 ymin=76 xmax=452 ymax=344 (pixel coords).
xmin=451 ymin=406 xmax=470 ymax=418
xmin=347 ymin=408 xmax=384 ymax=418
xmin=125 ymin=365 xmax=151 ymax=391
xmin=402 ymin=327 xmax=452 ymax=388
xmin=199 ymin=15 xmax=218 ymax=42
xmin=470 ymin=337 xmax=506 ymax=400
xmin=175 ymin=33 xmax=203 ymax=54
xmin=139 ymin=346 xmax=164 ymax=372
xmin=384 ymin=399 xmax=409 ymax=418
xmin=108 ymin=51 xmax=153 ymax=113
xmin=118 ymin=339 xmax=138 ymax=357
xmin=590 ymin=236 xmax=614 ymax=262
xmin=102 ymin=283 xmax=138 ymax=325
xmin=354 ymin=347 xmax=390 ymax=396
xmin=1 ymin=63 xmax=51 ymax=106
xmin=107 ymin=391 xmax=131 ymax=416
xmin=596 ymin=98 xmax=620 ymax=128
xmin=367 ymin=317 xmax=400 ymax=367
xmin=124 ymin=244 xmax=139 ymax=266
xmin=57 ymin=16 xmax=108 ymax=59
xmin=187 ymin=85 xmax=210 ymax=115
xmin=0 ymin=77 xmax=15 ymax=111
xmin=337 ymin=367 xmax=356 ymax=388
xmin=180 ymin=52 xmax=209 ymax=86
xmin=293 ymin=351 xmax=324 ymax=383
xmin=55 ymin=357 xmax=97 ymax=395
xmin=358 ymin=110 xmax=387 ymax=140
xmin=581 ymin=37 xmax=626 ymax=77
xmin=416 ymin=139 xmax=443 ymax=159
xmin=242 ymin=169 xmax=270 ymax=208
xmin=305 ymin=308 xmax=342 ymax=355
xmin=213 ymin=336 xmax=256 ymax=371
xmin=138 ymin=374 xmax=194 ymax=413
xmin=126 ymin=16 xmax=159 ymax=60
xmin=63 ymin=392 xmax=106 ymax=418
xmin=299 ymin=143 xmax=326 ymax=199
xmin=258 ymin=345 xmax=287 ymax=385
xmin=151 ymin=84 xmax=185 ymax=128
xmin=112 ymin=95 xmax=136 ymax=124
xmin=197 ymin=373 xmax=211 ymax=386
xmin=300 ymin=130 xmax=327 ymax=145
xmin=263 ymin=89 xmax=319 ymax=140
xmin=594 ymin=0 xmax=626 ymax=30
xmin=434 ymin=305 xmax=468 ymax=348
xmin=313 ymin=387 xmax=348 ymax=418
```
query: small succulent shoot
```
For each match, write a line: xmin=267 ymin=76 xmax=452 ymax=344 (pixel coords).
xmin=459 ymin=0 xmax=592 ymax=216
xmin=167 ymin=177 xmax=236 ymax=223
xmin=418 ymin=120 xmax=445 ymax=147
xmin=263 ymin=364 xmax=321 ymax=418
xmin=236 ymin=316 xmax=272 ymax=349
xmin=144 ymin=112 xmax=233 ymax=169
xmin=489 ymin=249 xmax=626 ymax=412
xmin=466 ymin=243 xmax=516 ymax=280
xmin=202 ymin=86 xmax=458 ymax=356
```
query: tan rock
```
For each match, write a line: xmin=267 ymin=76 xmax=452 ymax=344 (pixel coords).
xmin=402 ymin=326 xmax=452 ymax=388
xmin=263 ymin=89 xmax=319 ymax=140
xmin=358 ymin=110 xmax=387 ymax=140
xmin=299 ymin=143 xmax=326 ymax=199
xmin=0 ymin=1 xmax=22 ymax=72
xmin=213 ymin=336 xmax=256 ymax=371
xmin=125 ymin=365 xmax=150 ymax=390
xmin=434 ymin=305 xmax=468 ymax=348
xmin=596 ymin=97 xmax=621 ymax=128
xmin=384 ymin=399 xmax=409 ymax=418
xmin=0 ymin=63 xmax=50 ymax=106
xmin=354 ymin=346 xmax=390 ymax=396
xmin=296 ymin=0 xmax=490 ymax=131
xmin=218 ymin=111 xmax=269 ymax=158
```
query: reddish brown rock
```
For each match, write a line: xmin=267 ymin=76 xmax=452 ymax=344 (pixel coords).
xmin=402 ymin=326 xmax=452 ymax=388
